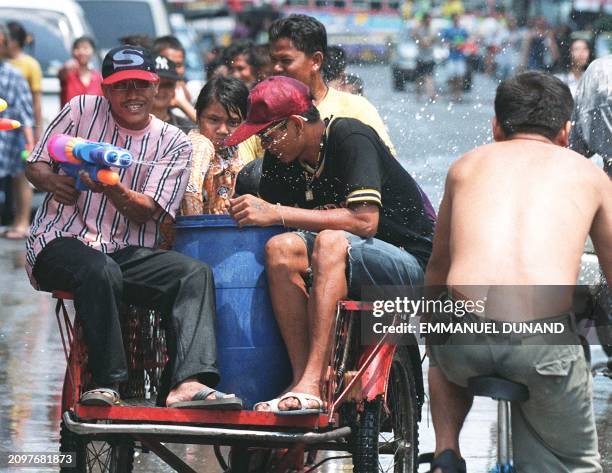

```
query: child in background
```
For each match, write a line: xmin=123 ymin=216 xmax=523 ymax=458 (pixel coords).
xmin=59 ymin=36 xmax=103 ymax=107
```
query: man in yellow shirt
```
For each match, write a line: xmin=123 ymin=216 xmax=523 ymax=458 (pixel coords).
xmin=268 ymin=14 xmax=396 ymax=157
xmin=234 ymin=13 xmax=396 ymax=192
xmin=7 ymin=22 xmax=42 ymax=141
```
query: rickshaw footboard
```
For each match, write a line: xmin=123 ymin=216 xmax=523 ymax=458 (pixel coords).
xmin=62 ymin=412 xmax=351 ymax=445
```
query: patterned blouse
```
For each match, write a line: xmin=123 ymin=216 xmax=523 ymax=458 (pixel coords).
xmin=181 ymin=129 xmax=248 ymax=215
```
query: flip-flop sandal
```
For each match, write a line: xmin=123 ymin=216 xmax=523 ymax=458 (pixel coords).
xmin=80 ymin=388 xmax=121 ymax=406
xmin=254 ymin=391 xmax=324 ymax=416
xmin=168 ymin=386 xmax=243 ymax=410
xmin=429 ymin=449 xmax=467 ymax=473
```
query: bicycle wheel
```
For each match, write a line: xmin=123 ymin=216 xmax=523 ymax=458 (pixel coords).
xmin=60 ymin=420 xmax=134 ymax=473
xmin=353 ymin=346 xmax=419 ymax=473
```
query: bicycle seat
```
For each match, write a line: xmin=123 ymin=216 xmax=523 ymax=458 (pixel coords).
xmin=467 ymin=376 xmax=529 ymax=402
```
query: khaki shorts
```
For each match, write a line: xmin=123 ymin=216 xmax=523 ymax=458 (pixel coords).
xmin=429 ymin=314 xmax=602 ymax=473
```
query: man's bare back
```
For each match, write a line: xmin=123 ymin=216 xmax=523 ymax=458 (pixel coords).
xmin=425 ymin=71 xmax=608 ymax=473
xmin=430 ymin=136 xmax=611 ymax=320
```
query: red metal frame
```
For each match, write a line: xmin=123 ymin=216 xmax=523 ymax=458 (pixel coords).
xmin=327 ymin=301 xmax=396 ymax=422
xmin=74 ymin=404 xmax=332 ymax=429
xmin=335 ymin=300 xmax=397 ymax=403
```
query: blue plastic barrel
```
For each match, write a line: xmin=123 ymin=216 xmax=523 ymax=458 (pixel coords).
xmin=174 ymin=214 xmax=292 ymax=408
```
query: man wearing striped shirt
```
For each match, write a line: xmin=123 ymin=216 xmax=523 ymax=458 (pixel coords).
xmin=24 ymin=47 xmax=242 ymax=409
xmin=228 ymin=77 xmax=435 ymax=414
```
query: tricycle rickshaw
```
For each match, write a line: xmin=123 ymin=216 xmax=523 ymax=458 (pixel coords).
xmin=53 ymin=215 xmax=425 ymax=472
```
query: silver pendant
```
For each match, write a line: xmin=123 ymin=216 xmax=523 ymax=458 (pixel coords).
xmin=305 ymin=188 xmax=314 ymax=201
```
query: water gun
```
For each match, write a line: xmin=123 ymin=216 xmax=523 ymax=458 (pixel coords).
xmin=0 ymin=118 xmax=20 ymax=130
xmin=48 ymin=134 xmax=133 ymax=191
xmin=0 ymin=99 xmax=22 ymax=130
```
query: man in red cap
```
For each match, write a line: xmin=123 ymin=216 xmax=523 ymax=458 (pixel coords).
xmin=25 ymin=46 xmax=242 ymax=409
xmin=228 ymin=76 xmax=436 ymax=414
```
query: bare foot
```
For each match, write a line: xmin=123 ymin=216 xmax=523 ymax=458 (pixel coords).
xmin=165 ymin=378 xmax=235 ymax=406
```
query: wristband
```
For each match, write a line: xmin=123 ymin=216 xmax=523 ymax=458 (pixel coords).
xmin=276 ymin=203 xmax=285 ymax=227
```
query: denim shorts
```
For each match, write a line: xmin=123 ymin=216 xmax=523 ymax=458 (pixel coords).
xmin=295 ymin=230 xmax=424 ymax=299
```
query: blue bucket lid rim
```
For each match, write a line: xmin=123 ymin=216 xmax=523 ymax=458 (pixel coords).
xmin=175 ymin=214 xmax=238 ymax=228
xmin=174 ymin=214 xmax=284 ymax=230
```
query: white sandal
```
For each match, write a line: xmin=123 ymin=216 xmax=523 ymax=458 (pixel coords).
xmin=253 ymin=391 xmax=324 ymax=416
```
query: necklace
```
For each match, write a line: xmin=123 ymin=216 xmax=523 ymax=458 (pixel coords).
xmin=303 ymin=119 xmax=329 ymax=201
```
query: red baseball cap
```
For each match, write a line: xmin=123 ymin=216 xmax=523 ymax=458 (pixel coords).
xmin=225 ymin=76 xmax=313 ymax=146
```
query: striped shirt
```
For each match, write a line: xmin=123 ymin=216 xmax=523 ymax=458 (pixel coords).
xmin=25 ymin=95 xmax=192 ymax=287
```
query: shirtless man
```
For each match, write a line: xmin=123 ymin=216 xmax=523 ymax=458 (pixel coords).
xmin=425 ymin=71 xmax=610 ymax=473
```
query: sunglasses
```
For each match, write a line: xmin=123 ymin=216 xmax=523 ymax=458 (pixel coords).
xmin=111 ymin=79 xmax=156 ymax=91
xmin=257 ymin=120 xmax=288 ymax=144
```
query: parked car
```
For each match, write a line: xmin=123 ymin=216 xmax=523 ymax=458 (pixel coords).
xmin=169 ymin=12 xmax=205 ymax=97
xmin=75 ymin=0 xmax=171 ymax=53
xmin=0 ymin=0 xmax=98 ymax=130
xmin=169 ymin=13 xmax=205 ymax=82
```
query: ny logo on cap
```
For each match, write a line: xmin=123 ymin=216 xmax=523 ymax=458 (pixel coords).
xmin=112 ymin=49 xmax=145 ymax=69
xmin=155 ymin=56 xmax=169 ymax=71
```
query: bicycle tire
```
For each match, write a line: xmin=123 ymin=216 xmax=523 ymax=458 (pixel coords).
xmin=353 ymin=346 xmax=419 ymax=473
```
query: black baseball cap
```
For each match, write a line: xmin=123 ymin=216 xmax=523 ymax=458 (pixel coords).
xmin=154 ymin=55 xmax=181 ymax=81
xmin=102 ymin=46 xmax=159 ymax=85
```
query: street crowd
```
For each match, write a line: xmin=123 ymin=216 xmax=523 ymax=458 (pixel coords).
xmin=404 ymin=7 xmax=605 ymax=103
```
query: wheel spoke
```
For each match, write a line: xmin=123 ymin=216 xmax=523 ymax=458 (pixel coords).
xmin=102 ymin=445 xmax=113 ymax=472
xmin=374 ymin=357 xmax=416 ymax=473
xmin=85 ymin=441 xmax=115 ymax=472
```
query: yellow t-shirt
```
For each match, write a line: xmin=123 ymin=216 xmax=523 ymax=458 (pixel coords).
xmin=442 ymin=0 xmax=465 ymax=18
xmin=317 ymin=87 xmax=396 ymax=156
xmin=239 ymin=135 xmax=264 ymax=162
xmin=9 ymin=53 xmax=42 ymax=93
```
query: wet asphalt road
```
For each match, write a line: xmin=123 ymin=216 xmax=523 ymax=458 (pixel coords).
xmin=0 ymin=65 xmax=609 ymax=472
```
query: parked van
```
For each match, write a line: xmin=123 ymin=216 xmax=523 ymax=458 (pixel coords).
xmin=0 ymin=0 xmax=98 ymax=128
xmin=76 ymin=0 xmax=171 ymax=53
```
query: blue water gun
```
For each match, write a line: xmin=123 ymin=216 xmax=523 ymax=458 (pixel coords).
xmin=48 ymin=134 xmax=133 ymax=190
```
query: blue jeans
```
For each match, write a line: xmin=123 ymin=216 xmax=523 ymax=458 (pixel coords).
xmin=295 ymin=231 xmax=424 ymax=299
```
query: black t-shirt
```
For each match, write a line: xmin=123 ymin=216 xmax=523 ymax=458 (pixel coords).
xmin=259 ymin=117 xmax=436 ymax=267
